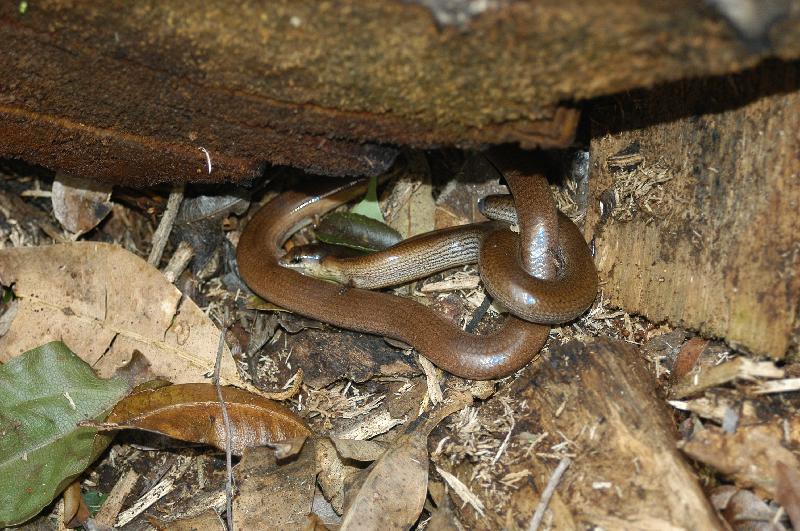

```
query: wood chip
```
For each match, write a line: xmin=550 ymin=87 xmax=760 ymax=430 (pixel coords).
xmin=435 ymin=466 xmax=485 ymax=517
xmin=670 ymin=357 xmax=785 ymax=399
xmin=116 ymin=457 xmax=192 ymax=527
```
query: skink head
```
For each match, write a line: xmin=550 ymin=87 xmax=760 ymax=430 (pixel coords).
xmin=279 ymin=243 xmax=357 ymax=284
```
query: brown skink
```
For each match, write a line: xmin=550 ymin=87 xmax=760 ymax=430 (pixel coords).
xmin=237 ymin=178 xmax=556 ymax=380
xmin=238 ymin=169 xmax=596 ymax=379
xmin=280 ymin=173 xmax=598 ymax=324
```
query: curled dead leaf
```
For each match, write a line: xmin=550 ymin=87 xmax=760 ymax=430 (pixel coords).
xmin=91 ymin=383 xmax=310 ymax=455
xmin=62 ymin=481 xmax=89 ymax=529
xmin=51 ymin=173 xmax=113 ymax=235
xmin=0 ymin=242 xmax=242 ymax=385
xmin=340 ymin=429 xmax=429 ymax=530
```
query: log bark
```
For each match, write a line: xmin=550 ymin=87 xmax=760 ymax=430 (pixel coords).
xmin=451 ymin=339 xmax=723 ymax=530
xmin=2 ymin=1 xmax=800 ymax=183
xmin=586 ymin=61 xmax=800 ymax=358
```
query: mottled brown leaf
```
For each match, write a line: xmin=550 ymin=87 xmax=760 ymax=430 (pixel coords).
xmin=0 ymin=242 xmax=242 ymax=385
xmin=147 ymin=509 xmax=226 ymax=531
xmin=234 ymin=441 xmax=317 ymax=530
xmin=51 ymin=173 xmax=112 ymax=235
xmin=101 ymin=383 xmax=310 ymax=455
xmin=776 ymin=461 xmax=800 ymax=530
xmin=339 ymin=428 xmax=429 ymax=530
xmin=62 ymin=481 xmax=89 ymax=529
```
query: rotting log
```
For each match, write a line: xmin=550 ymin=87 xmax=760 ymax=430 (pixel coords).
xmin=451 ymin=339 xmax=723 ymax=530
xmin=2 ymin=1 xmax=800 ymax=184
xmin=586 ymin=61 xmax=800 ymax=358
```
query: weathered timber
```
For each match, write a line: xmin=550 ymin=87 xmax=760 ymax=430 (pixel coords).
xmin=451 ymin=340 xmax=723 ymax=530
xmin=586 ymin=61 xmax=800 ymax=358
xmin=2 ymin=1 xmax=800 ymax=183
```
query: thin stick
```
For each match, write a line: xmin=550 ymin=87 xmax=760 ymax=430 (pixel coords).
xmin=466 ymin=294 xmax=493 ymax=333
xmin=162 ymin=240 xmax=194 ymax=283
xmin=528 ymin=457 xmax=572 ymax=531
xmin=147 ymin=183 xmax=185 ymax=266
xmin=213 ymin=325 xmax=234 ymax=530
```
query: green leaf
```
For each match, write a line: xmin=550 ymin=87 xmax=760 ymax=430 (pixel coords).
xmin=317 ymin=211 xmax=402 ymax=252
xmin=349 ymin=176 xmax=385 ymax=222
xmin=83 ymin=490 xmax=107 ymax=515
xmin=0 ymin=342 xmax=129 ymax=526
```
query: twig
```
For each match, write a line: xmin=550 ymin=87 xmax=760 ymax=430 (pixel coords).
xmin=93 ymin=468 xmax=139 ymax=527
xmin=528 ymin=457 xmax=572 ymax=531
xmin=417 ymin=354 xmax=443 ymax=406
xmin=491 ymin=417 xmax=515 ymax=465
xmin=147 ymin=183 xmax=185 ymax=266
xmin=752 ymin=377 xmax=800 ymax=395
xmin=19 ymin=189 xmax=53 ymax=198
xmin=466 ymin=294 xmax=493 ymax=333
xmin=115 ymin=457 xmax=191 ymax=527
xmin=213 ymin=325 xmax=234 ymax=531
xmin=163 ymin=240 xmax=194 ymax=283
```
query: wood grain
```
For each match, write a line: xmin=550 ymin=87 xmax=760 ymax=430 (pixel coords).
xmin=587 ymin=62 xmax=800 ymax=357
xmin=2 ymin=1 xmax=800 ymax=182
xmin=451 ymin=340 xmax=723 ymax=529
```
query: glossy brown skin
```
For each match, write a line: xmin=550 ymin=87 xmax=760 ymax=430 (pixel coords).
xmin=236 ymin=178 xmax=550 ymax=380
xmin=280 ymin=172 xmax=597 ymax=324
xmin=479 ymin=211 xmax=598 ymax=323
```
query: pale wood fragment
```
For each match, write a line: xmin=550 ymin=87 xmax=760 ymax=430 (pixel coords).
xmin=587 ymin=64 xmax=800 ymax=357
xmin=451 ymin=339 xmax=723 ymax=530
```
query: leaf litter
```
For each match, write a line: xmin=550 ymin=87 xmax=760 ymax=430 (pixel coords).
xmin=1 ymin=155 xmax=799 ymax=529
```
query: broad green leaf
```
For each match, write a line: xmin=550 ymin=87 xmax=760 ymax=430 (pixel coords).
xmin=0 ymin=341 xmax=129 ymax=526
xmin=317 ymin=211 xmax=402 ymax=252
xmin=83 ymin=490 xmax=107 ymax=515
xmin=349 ymin=176 xmax=385 ymax=222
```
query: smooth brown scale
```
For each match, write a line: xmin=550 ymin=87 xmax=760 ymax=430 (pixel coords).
xmin=301 ymin=181 xmax=596 ymax=323
xmin=236 ymin=161 xmax=598 ymax=379
xmin=236 ymin=179 xmax=549 ymax=380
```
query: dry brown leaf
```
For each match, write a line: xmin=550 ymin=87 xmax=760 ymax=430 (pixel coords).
xmin=0 ymin=242 xmax=242 ymax=385
xmin=311 ymin=487 xmax=341 ymax=528
xmin=315 ymin=437 xmax=366 ymax=515
xmin=776 ymin=461 xmax=800 ymax=530
xmin=147 ymin=509 xmax=226 ymax=531
xmin=339 ymin=428 xmax=429 ymax=531
xmin=382 ymin=152 xmax=436 ymax=239
xmin=336 ymin=395 xmax=471 ymax=529
xmin=94 ymin=383 xmax=310 ymax=455
xmin=713 ymin=487 xmax=787 ymax=530
xmin=426 ymin=491 xmax=463 ymax=531
xmin=679 ymin=422 xmax=800 ymax=498
xmin=235 ymin=440 xmax=318 ymax=530
xmin=62 ymin=480 xmax=89 ymax=529
xmin=51 ymin=173 xmax=113 ymax=235
xmin=332 ymin=393 xmax=472 ymax=529
xmin=313 ymin=438 xmax=389 ymax=516
xmin=269 ymin=436 xmax=309 ymax=460
xmin=671 ymin=337 xmax=709 ymax=382
xmin=330 ymin=438 xmax=387 ymax=462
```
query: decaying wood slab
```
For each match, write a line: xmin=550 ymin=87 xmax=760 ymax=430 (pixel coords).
xmin=2 ymin=1 xmax=800 ymax=183
xmin=451 ymin=339 xmax=722 ymax=530
xmin=586 ymin=61 xmax=800 ymax=358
